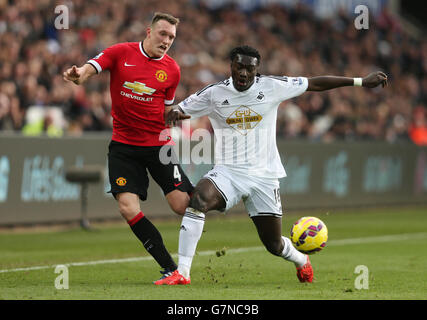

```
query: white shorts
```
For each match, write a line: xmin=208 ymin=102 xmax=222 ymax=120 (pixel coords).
xmin=203 ymin=165 xmax=283 ymax=217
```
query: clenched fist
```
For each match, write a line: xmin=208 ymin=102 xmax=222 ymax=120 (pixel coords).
xmin=362 ymin=71 xmax=388 ymax=88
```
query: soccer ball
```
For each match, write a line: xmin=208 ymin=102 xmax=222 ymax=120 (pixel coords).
xmin=290 ymin=216 xmax=328 ymax=254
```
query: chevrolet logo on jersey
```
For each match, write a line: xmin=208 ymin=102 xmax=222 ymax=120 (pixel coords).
xmin=226 ymin=106 xmax=262 ymax=135
xmin=123 ymin=81 xmax=156 ymax=95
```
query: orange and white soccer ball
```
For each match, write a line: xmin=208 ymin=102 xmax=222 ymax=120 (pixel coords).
xmin=290 ymin=216 xmax=328 ymax=254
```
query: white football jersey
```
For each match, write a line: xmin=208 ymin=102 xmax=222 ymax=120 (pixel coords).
xmin=178 ymin=75 xmax=308 ymax=178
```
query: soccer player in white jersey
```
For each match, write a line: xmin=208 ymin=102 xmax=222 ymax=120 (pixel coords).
xmin=157 ymin=45 xmax=388 ymax=285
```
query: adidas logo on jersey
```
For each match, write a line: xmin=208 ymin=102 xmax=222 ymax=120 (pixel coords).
xmin=221 ymin=99 xmax=230 ymax=105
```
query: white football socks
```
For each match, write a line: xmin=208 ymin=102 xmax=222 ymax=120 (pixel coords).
xmin=280 ymin=236 xmax=307 ymax=268
xmin=177 ymin=208 xmax=205 ymax=279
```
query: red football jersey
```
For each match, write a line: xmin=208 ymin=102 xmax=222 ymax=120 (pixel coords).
xmin=87 ymin=42 xmax=180 ymax=146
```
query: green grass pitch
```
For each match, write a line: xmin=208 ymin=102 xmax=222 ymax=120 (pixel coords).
xmin=1 ymin=206 xmax=426 ymax=300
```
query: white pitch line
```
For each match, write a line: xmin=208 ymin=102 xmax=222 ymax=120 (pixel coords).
xmin=1 ymin=232 xmax=426 ymax=274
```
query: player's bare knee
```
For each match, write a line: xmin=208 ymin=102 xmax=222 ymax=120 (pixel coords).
xmin=170 ymin=201 xmax=187 ymax=216
xmin=117 ymin=199 xmax=139 ymax=221
xmin=167 ymin=191 xmax=190 ymax=216
xmin=189 ymin=192 xmax=209 ymax=213
xmin=118 ymin=206 xmax=135 ymax=220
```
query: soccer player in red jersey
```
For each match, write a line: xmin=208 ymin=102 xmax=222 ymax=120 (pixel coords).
xmin=63 ymin=12 xmax=193 ymax=284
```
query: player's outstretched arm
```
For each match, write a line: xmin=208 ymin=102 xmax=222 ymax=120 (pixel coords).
xmin=63 ymin=64 xmax=97 ymax=85
xmin=307 ymin=71 xmax=388 ymax=91
xmin=165 ymin=105 xmax=191 ymax=126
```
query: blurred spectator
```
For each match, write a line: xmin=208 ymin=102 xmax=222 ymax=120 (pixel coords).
xmin=0 ymin=0 xmax=425 ymax=144
xmin=409 ymin=107 xmax=427 ymax=145
xmin=21 ymin=106 xmax=65 ymax=137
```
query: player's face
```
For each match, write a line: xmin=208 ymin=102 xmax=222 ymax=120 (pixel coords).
xmin=231 ymin=54 xmax=259 ymax=92
xmin=146 ymin=19 xmax=176 ymax=58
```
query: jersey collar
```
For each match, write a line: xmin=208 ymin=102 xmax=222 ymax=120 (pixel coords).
xmin=230 ymin=76 xmax=257 ymax=94
xmin=139 ymin=41 xmax=164 ymax=61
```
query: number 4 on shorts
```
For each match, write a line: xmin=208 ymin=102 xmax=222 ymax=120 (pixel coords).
xmin=173 ymin=165 xmax=182 ymax=181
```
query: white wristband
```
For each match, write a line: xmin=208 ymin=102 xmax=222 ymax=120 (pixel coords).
xmin=353 ymin=78 xmax=363 ymax=86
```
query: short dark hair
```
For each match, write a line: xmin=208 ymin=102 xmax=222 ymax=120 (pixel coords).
xmin=151 ymin=12 xmax=180 ymax=27
xmin=229 ymin=45 xmax=261 ymax=64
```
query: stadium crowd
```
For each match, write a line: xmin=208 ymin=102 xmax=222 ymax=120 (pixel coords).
xmin=0 ymin=0 xmax=426 ymax=144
